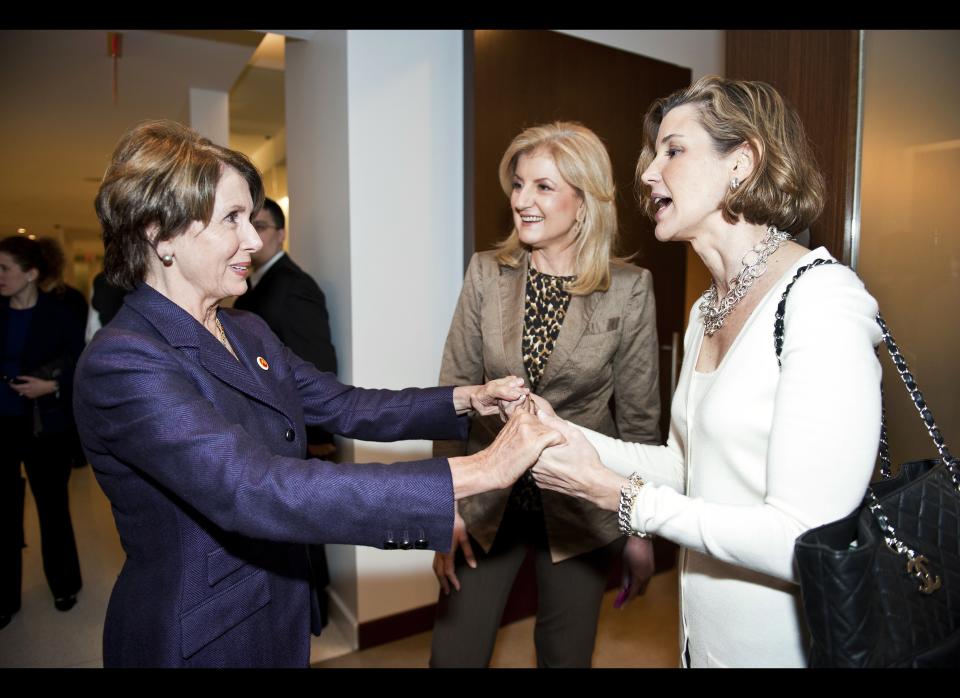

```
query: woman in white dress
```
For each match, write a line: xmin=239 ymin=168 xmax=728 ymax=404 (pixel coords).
xmin=527 ymin=76 xmax=882 ymax=668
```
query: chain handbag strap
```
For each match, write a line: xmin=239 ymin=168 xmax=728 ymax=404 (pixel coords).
xmin=775 ymin=258 xmax=960 ymax=594
xmin=776 ymin=260 xmax=896 ymax=476
xmin=874 ymin=312 xmax=959 ymax=475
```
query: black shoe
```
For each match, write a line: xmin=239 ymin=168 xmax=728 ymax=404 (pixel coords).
xmin=54 ymin=595 xmax=77 ymax=612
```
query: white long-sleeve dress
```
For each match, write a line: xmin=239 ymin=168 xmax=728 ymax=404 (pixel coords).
xmin=578 ymin=247 xmax=882 ymax=667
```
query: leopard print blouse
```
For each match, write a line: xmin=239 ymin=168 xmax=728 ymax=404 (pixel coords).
xmin=509 ymin=264 xmax=575 ymax=513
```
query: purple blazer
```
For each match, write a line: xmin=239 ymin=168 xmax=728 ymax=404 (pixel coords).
xmin=73 ymin=283 xmax=466 ymax=667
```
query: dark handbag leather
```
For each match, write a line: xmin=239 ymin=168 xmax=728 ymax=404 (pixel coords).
xmin=777 ymin=259 xmax=960 ymax=667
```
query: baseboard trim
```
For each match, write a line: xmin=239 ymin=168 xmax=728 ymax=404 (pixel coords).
xmin=326 ymin=587 xmax=358 ymax=650
xmin=358 ymin=602 xmax=438 ymax=650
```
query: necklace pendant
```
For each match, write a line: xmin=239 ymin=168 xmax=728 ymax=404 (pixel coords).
xmin=698 ymin=225 xmax=791 ymax=335
xmin=215 ymin=318 xmax=230 ymax=348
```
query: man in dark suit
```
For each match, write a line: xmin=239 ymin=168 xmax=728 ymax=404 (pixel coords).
xmin=232 ymin=198 xmax=338 ymax=631
xmin=234 ymin=199 xmax=338 ymax=455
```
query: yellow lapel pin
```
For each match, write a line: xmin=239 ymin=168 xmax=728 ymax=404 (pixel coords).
xmin=257 ymin=356 xmax=270 ymax=371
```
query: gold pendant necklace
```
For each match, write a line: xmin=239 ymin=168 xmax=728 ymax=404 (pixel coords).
xmin=215 ymin=317 xmax=230 ymax=348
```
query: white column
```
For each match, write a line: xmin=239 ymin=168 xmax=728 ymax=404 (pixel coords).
xmin=285 ymin=29 xmax=359 ymax=642
xmin=188 ymin=87 xmax=230 ymax=146
xmin=285 ymin=29 xmax=464 ymax=643
xmin=347 ymin=29 xmax=463 ymax=625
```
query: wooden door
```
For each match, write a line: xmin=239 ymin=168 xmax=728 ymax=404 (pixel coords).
xmin=726 ymin=30 xmax=860 ymax=262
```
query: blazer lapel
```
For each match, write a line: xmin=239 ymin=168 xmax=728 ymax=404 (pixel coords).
xmin=537 ymin=285 xmax=603 ymax=390
xmin=211 ymin=311 xmax=290 ymax=415
xmin=124 ymin=284 xmax=289 ymax=416
xmin=498 ymin=258 xmax=530 ymax=385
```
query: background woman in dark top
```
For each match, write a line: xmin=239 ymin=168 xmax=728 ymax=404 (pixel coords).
xmin=0 ymin=235 xmax=85 ymax=629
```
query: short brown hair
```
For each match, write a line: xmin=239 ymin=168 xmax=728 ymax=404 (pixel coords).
xmin=495 ymin=122 xmax=620 ymax=295
xmin=95 ymin=120 xmax=264 ymax=290
xmin=636 ymin=76 xmax=824 ymax=234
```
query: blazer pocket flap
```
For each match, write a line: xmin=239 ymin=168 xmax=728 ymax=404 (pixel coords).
xmin=584 ymin=317 xmax=620 ymax=335
xmin=180 ymin=568 xmax=271 ymax=659
xmin=207 ymin=546 xmax=250 ymax=586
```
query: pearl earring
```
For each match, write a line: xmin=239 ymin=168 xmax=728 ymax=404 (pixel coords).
xmin=161 ymin=254 xmax=174 ymax=267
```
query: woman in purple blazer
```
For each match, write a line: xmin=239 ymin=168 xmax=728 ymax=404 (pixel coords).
xmin=74 ymin=120 xmax=560 ymax=667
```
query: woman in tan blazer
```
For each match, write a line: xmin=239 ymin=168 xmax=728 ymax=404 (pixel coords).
xmin=430 ymin=122 xmax=661 ymax=667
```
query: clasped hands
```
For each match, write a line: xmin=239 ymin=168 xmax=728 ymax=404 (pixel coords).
xmin=495 ymin=388 xmax=616 ymax=507
xmin=455 ymin=376 xmax=619 ymax=509
xmin=452 ymin=376 xmax=565 ymax=494
xmin=439 ymin=378 xmax=653 ymax=604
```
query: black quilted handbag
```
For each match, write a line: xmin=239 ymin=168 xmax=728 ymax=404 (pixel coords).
xmin=777 ymin=259 xmax=960 ymax=667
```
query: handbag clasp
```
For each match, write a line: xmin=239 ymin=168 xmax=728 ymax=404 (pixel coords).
xmin=906 ymin=555 xmax=942 ymax=595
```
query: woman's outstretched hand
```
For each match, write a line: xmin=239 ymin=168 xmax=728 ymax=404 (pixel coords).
xmin=496 ymin=390 xmax=560 ymax=422
xmin=448 ymin=402 xmax=565 ymax=500
xmin=531 ymin=413 xmax=625 ymax=512
xmin=453 ymin=376 xmax=528 ymax=416
xmin=483 ymin=402 xmax=564 ymax=489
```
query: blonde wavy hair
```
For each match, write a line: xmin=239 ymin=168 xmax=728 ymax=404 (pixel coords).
xmin=636 ymin=76 xmax=824 ymax=234
xmin=495 ymin=122 xmax=619 ymax=295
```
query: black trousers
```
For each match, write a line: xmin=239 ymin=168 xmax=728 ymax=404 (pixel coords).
xmin=1 ymin=415 xmax=82 ymax=614
xmin=430 ymin=506 xmax=623 ymax=668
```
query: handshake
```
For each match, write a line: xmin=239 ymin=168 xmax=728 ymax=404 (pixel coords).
xmin=440 ymin=376 xmax=638 ymax=600
xmin=450 ymin=376 xmax=605 ymax=503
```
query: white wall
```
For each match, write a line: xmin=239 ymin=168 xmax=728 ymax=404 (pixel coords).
xmin=556 ymin=30 xmax=725 ymax=81
xmin=347 ymin=29 xmax=464 ymax=623
xmin=285 ymin=29 xmax=464 ymax=637
xmin=285 ymin=30 xmax=359 ymax=635
xmin=188 ymin=87 xmax=230 ymax=146
xmin=285 ymin=31 xmax=353 ymax=386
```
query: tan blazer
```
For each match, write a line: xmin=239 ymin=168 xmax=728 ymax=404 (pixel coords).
xmin=434 ymin=251 xmax=661 ymax=562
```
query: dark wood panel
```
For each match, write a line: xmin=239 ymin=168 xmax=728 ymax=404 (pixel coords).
xmin=726 ymin=30 xmax=860 ymax=262
xmin=356 ymin=602 xmax=438 ymax=651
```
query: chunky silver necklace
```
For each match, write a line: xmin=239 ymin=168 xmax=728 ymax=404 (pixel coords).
xmin=699 ymin=225 xmax=792 ymax=336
